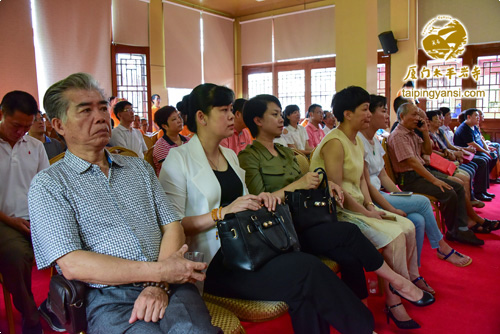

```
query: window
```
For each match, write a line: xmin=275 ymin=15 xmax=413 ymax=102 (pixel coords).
xmin=425 ymin=59 xmax=463 ymax=116
xmin=278 ymin=70 xmax=306 ymax=114
xmin=111 ymin=45 xmax=152 ymax=122
xmin=377 ymin=64 xmax=386 ymax=97
xmin=243 ymin=53 xmax=389 ymax=117
xmin=167 ymin=88 xmax=192 ymax=109
xmin=248 ymin=72 xmax=273 ymax=98
xmin=311 ymin=67 xmax=336 ymax=111
xmin=476 ymin=55 xmax=500 ymax=118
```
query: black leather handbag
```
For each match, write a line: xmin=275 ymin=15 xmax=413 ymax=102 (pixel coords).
xmin=217 ymin=203 xmax=300 ymax=271
xmin=284 ymin=167 xmax=337 ymax=233
xmin=47 ymin=273 xmax=87 ymax=334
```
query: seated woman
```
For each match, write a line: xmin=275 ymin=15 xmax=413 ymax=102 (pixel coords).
xmin=282 ymin=104 xmax=313 ymax=155
xmin=426 ymin=110 xmax=498 ymax=233
xmin=238 ymin=94 xmax=434 ymax=329
xmin=358 ymin=95 xmax=471 ymax=267
xmin=159 ymin=84 xmax=374 ymax=334
xmin=310 ymin=86 xmax=435 ymax=328
xmin=153 ymin=106 xmax=190 ymax=175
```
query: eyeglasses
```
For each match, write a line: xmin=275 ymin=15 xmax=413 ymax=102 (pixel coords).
xmin=123 ymin=108 xmax=134 ymax=112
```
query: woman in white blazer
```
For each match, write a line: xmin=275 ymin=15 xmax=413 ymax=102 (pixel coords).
xmin=159 ymin=84 xmax=375 ymax=334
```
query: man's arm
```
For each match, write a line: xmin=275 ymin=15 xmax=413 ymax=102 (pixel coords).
xmin=404 ymin=157 xmax=452 ymax=192
xmin=467 ymin=141 xmax=491 ymax=156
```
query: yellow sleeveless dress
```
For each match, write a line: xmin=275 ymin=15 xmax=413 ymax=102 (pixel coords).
xmin=310 ymin=128 xmax=413 ymax=249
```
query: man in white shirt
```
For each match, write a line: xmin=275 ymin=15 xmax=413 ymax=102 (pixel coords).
xmin=0 ymin=91 xmax=49 ymax=334
xmin=322 ymin=111 xmax=337 ymax=135
xmin=109 ymin=101 xmax=148 ymax=158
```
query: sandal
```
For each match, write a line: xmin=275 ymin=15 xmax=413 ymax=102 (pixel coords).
xmin=470 ymin=222 xmax=491 ymax=234
xmin=437 ymin=248 xmax=472 ymax=267
xmin=412 ymin=276 xmax=435 ymax=295
xmin=484 ymin=219 xmax=500 ymax=231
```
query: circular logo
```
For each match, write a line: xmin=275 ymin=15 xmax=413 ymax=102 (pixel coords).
xmin=421 ymin=15 xmax=467 ymax=61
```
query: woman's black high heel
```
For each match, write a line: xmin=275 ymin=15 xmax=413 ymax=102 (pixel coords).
xmin=385 ymin=303 xmax=421 ymax=329
xmin=389 ymin=283 xmax=435 ymax=307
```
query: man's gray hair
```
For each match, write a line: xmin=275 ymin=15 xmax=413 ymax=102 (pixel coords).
xmin=43 ymin=72 xmax=106 ymax=122
xmin=397 ymin=102 xmax=416 ymax=120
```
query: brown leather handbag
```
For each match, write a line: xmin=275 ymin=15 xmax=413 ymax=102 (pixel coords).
xmin=47 ymin=273 xmax=88 ymax=334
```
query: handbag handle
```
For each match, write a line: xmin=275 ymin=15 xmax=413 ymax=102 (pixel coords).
xmin=313 ymin=167 xmax=328 ymax=189
xmin=251 ymin=211 xmax=291 ymax=253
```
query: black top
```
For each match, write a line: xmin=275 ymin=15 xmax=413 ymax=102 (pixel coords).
xmin=213 ymin=163 xmax=243 ymax=206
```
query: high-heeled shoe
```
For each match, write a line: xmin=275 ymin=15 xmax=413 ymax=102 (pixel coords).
xmin=385 ymin=303 xmax=421 ymax=329
xmin=389 ymin=283 xmax=435 ymax=307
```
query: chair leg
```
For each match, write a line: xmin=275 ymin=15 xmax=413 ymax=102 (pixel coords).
xmin=1 ymin=274 xmax=16 ymax=334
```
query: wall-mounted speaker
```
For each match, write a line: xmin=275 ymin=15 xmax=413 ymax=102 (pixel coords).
xmin=378 ymin=31 xmax=398 ymax=55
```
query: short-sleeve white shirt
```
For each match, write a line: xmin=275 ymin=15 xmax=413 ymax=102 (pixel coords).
xmin=283 ymin=125 xmax=309 ymax=150
xmin=109 ymin=124 xmax=148 ymax=158
xmin=358 ymin=133 xmax=385 ymax=191
xmin=0 ymin=135 xmax=49 ymax=220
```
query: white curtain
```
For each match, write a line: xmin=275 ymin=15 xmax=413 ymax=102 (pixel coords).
xmin=32 ymin=0 xmax=112 ymax=105
xmin=0 ymin=0 xmax=38 ymax=101
xmin=112 ymin=0 xmax=149 ymax=46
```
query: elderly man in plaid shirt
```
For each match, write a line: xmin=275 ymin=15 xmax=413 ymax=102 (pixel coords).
xmin=28 ymin=73 xmax=220 ymax=334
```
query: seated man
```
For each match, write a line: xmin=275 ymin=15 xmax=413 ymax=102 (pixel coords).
xmin=0 ymin=91 xmax=50 ymax=334
xmin=454 ymin=108 xmax=498 ymax=198
xmin=28 ymin=111 xmax=65 ymax=160
xmin=28 ymin=73 xmax=220 ymax=334
xmin=387 ymin=103 xmax=484 ymax=246
xmin=109 ymin=101 xmax=148 ymax=158
xmin=220 ymin=98 xmax=252 ymax=155
xmin=304 ymin=104 xmax=325 ymax=148
xmin=140 ymin=118 xmax=149 ymax=134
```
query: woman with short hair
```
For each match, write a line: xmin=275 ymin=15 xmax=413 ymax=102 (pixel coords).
xmin=153 ymin=106 xmax=190 ymax=175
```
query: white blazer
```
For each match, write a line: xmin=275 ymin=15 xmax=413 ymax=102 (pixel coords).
xmin=159 ymin=135 xmax=248 ymax=265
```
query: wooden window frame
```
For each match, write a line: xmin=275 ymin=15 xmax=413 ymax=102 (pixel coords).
xmin=243 ymin=52 xmax=390 ymax=111
xmin=111 ymin=44 xmax=152 ymax=131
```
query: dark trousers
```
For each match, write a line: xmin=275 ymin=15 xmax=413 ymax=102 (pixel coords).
xmin=476 ymin=151 xmax=498 ymax=175
xmin=299 ymin=221 xmax=384 ymax=300
xmin=470 ymin=156 xmax=490 ymax=194
xmin=205 ymin=250 xmax=374 ymax=334
xmin=0 ymin=221 xmax=39 ymax=328
xmin=398 ymin=169 xmax=468 ymax=233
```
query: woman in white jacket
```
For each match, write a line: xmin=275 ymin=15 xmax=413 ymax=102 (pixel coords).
xmin=159 ymin=83 xmax=377 ymax=334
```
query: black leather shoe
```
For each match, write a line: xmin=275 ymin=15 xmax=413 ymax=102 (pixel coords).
xmin=475 ymin=193 xmax=492 ymax=202
xmin=385 ymin=303 xmax=421 ymax=329
xmin=484 ymin=191 xmax=496 ymax=198
xmin=446 ymin=230 xmax=485 ymax=246
xmin=389 ymin=284 xmax=435 ymax=307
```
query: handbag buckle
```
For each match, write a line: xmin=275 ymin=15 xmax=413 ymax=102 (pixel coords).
xmin=314 ymin=201 xmax=326 ymax=207
xmin=231 ymin=228 xmax=238 ymax=238
xmin=71 ymin=300 xmax=84 ymax=308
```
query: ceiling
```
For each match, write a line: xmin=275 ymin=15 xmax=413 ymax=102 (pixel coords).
xmin=172 ymin=0 xmax=324 ymax=18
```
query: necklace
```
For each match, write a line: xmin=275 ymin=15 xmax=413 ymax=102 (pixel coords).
xmin=206 ymin=151 xmax=221 ymax=171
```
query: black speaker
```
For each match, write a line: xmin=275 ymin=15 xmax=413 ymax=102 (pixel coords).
xmin=378 ymin=31 xmax=398 ymax=55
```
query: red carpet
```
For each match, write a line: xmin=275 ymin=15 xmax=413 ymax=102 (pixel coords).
xmin=2 ymin=185 xmax=500 ymax=334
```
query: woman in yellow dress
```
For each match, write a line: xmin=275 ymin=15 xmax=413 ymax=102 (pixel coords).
xmin=310 ymin=86 xmax=435 ymax=329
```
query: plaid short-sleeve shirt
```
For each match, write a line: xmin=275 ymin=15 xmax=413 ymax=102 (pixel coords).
xmin=28 ymin=150 xmax=180 ymax=287
xmin=387 ymin=124 xmax=426 ymax=173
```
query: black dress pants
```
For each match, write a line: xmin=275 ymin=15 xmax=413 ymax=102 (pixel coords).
xmin=205 ymin=250 xmax=374 ymax=334
xmin=399 ymin=169 xmax=468 ymax=233
xmin=470 ymin=155 xmax=490 ymax=194
xmin=299 ymin=221 xmax=384 ymax=300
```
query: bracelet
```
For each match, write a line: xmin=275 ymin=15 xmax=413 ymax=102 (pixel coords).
xmin=365 ymin=201 xmax=375 ymax=208
xmin=211 ymin=208 xmax=218 ymax=222
xmin=217 ymin=206 xmax=223 ymax=221
xmin=142 ymin=282 xmax=172 ymax=297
